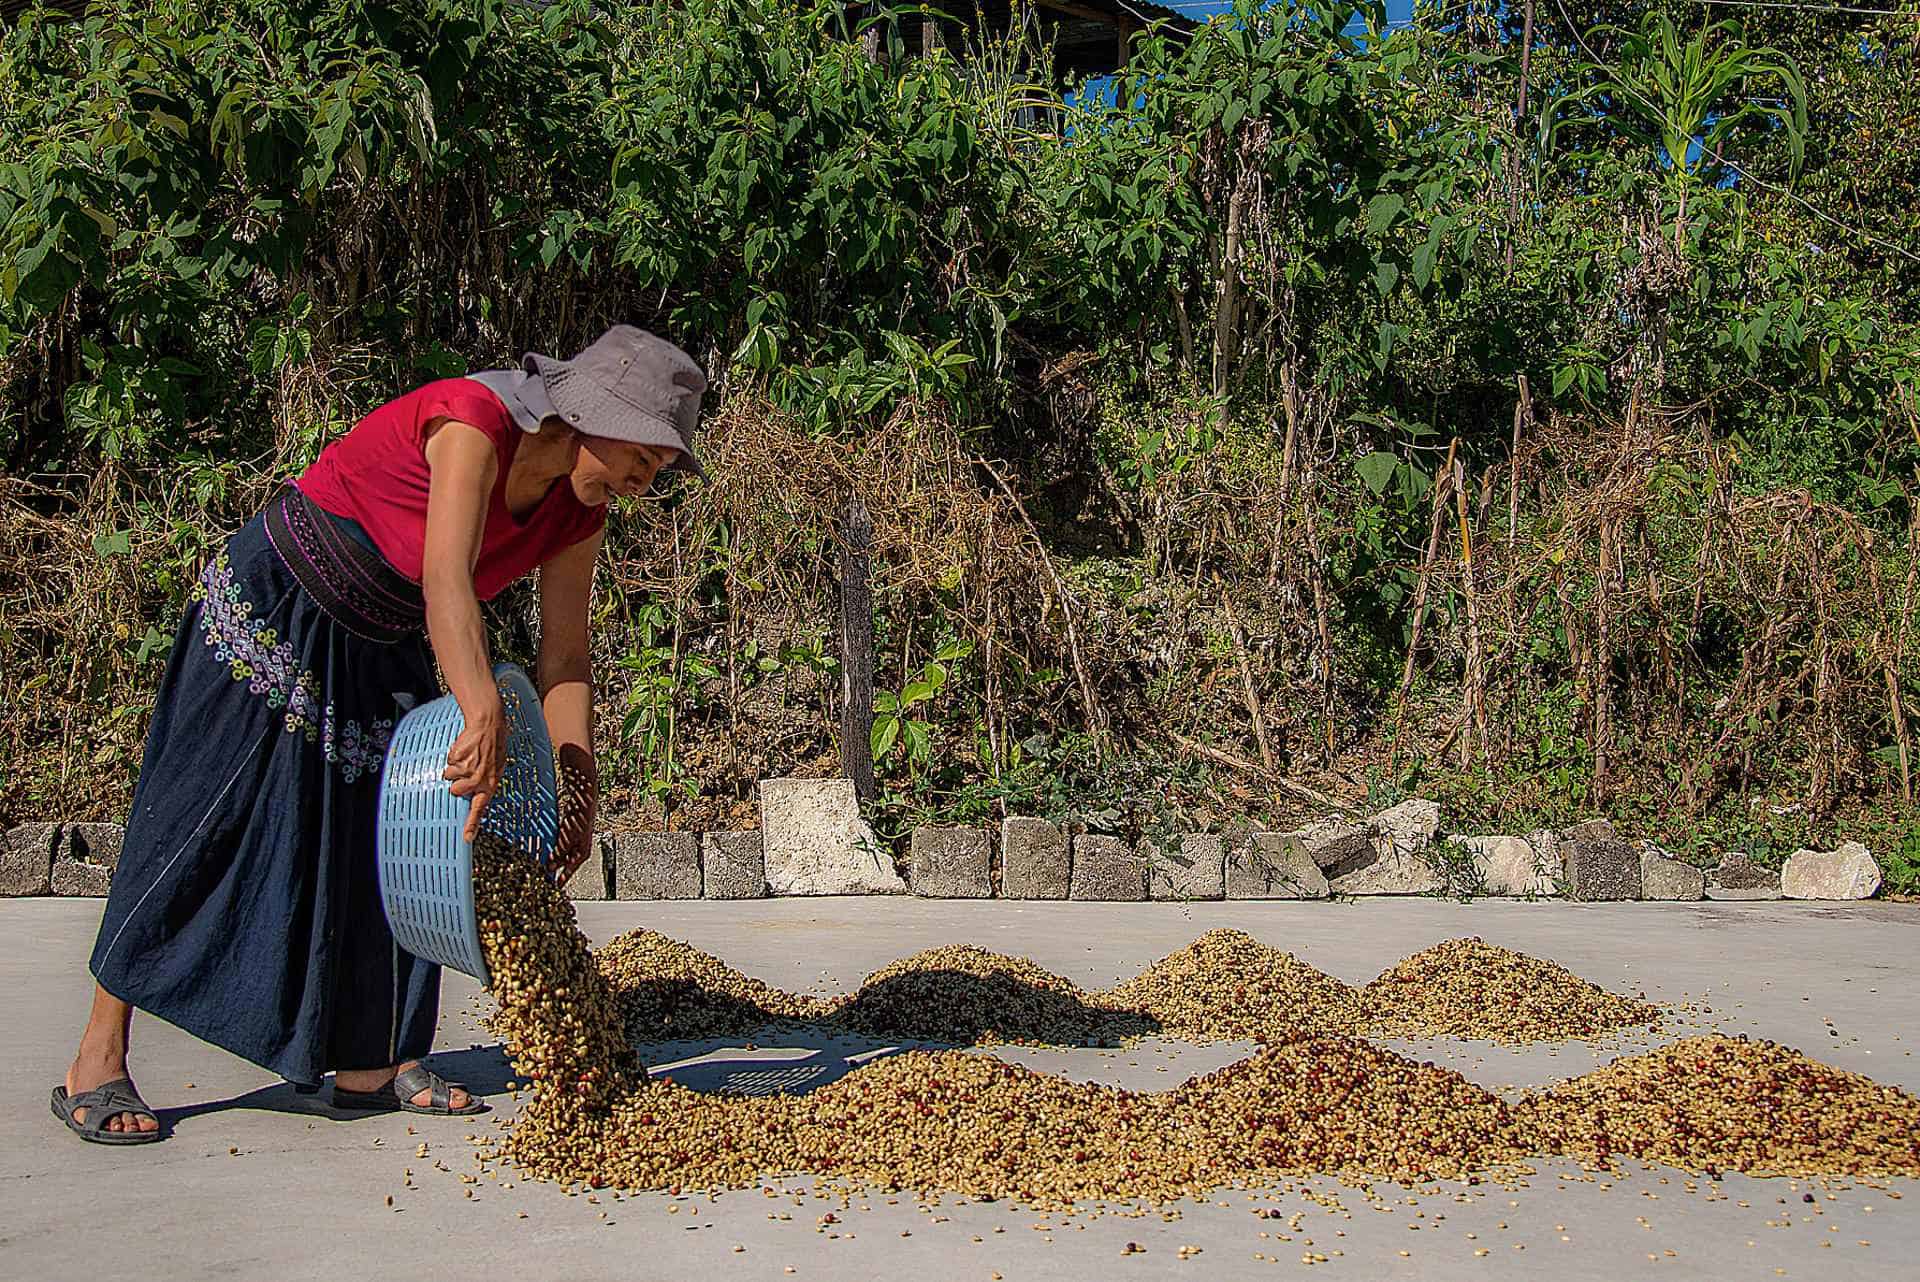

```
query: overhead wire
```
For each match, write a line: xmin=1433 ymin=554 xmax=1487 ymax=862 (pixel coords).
xmin=1684 ymin=0 xmax=1914 ymax=16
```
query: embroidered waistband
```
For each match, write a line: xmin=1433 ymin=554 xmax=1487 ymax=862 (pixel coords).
xmin=263 ymin=482 xmax=426 ymax=643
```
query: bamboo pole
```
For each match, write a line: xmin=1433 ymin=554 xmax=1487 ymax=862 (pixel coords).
xmin=1301 ymin=498 xmax=1336 ymax=762
xmin=1509 ymin=374 xmax=1529 ymax=541
xmin=1455 ymin=452 xmax=1486 ymax=765
xmin=1214 ymin=570 xmax=1278 ymax=773
xmin=1264 ymin=358 xmax=1302 ymax=588
xmin=1593 ymin=515 xmax=1614 ymax=803
xmin=978 ymin=455 xmax=1106 ymax=760
xmin=1164 ymin=728 xmax=1336 ymax=808
xmin=1391 ymin=439 xmax=1459 ymax=767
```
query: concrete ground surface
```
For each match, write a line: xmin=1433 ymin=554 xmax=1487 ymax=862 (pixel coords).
xmin=3 ymin=897 xmax=1917 ymax=1282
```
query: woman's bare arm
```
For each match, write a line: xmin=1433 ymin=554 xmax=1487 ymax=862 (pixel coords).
xmin=422 ymin=418 xmax=504 ymax=840
xmin=538 ymin=527 xmax=602 ymax=878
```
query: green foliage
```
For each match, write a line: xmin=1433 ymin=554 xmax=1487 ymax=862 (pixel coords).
xmin=1543 ymin=12 xmax=1808 ymax=182
xmin=1 ymin=0 xmax=1916 ymax=867
xmin=871 ymin=633 xmax=973 ymax=774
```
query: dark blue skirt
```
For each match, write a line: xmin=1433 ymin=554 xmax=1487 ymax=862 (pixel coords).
xmin=90 ymin=483 xmax=445 ymax=1088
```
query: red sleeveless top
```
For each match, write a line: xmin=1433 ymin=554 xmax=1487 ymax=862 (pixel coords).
xmin=294 ymin=378 xmax=604 ymax=601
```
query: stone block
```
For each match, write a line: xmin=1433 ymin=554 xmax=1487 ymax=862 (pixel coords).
xmin=564 ymin=835 xmax=611 ymax=900
xmin=752 ymin=775 xmax=902 ymax=898
xmin=1462 ymin=835 xmax=1557 ymax=896
xmin=613 ymin=832 xmax=701 ymax=900
xmin=759 ymin=777 xmax=904 ymax=895
xmin=1147 ymin=833 xmax=1225 ymax=901
xmin=1525 ymin=829 xmax=1567 ymax=888
xmin=50 ymin=858 xmax=111 ymax=897
xmin=1069 ymin=835 xmax=1146 ymax=901
xmin=1329 ymin=848 xmax=1445 ymax=896
xmin=1297 ymin=816 xmax=1374 ymax=870
xmin=1782 ymin=841 xmax=1881 ymax=900
xmin=2 ymin=822 xmax=58 ymax=896
xmin=910 ymin=826 xmax=992 ymax=898
xmin=1325 ymin=799 xmax=1445 ymax=895
xmin=701 ymin=831 xmax=766 ymax=899
xmin=1372 ymin=797 xmax=1442 ymax=851
xmin=65 ymin=821 xmax=125 ymax=871
xmin=1639 ymin=843 xmax=1706 ymax=901
xmin=1225 ymin=831 xmax=1328 ymax=899
xmin=1706 ymin=851 xmax=1781 ymax=900
xmin=1561 ymin=819 xmax=1642 ymax=901
xmin=1001 ymin=817 xmax=1069 ymax=899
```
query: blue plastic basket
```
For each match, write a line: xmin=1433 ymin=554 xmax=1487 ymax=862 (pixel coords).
xmin=376 ymin=663 xmax=558 ymax=985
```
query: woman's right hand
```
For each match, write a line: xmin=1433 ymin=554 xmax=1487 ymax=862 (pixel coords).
xmin=444 ymin=693 xmax=507 ymax=841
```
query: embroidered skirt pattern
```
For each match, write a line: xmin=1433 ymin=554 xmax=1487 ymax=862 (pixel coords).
xmin=90 ymin=484 xmax=443 ymax=1088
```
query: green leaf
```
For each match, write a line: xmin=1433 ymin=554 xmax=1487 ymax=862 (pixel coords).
xmin=136 ymin=626 xmax=172 ymax=664
xmin=870 ymin=715 xmax=899 ymax=759
xmin=92 ymin=530 xmax=132 ymax=558
xmin=1355 ymin=451 xmax=1399 ymax=496
xmin=1411 ymin=242 xmax=1436 ymax=291
xmin=1365 ymin=193 xmax=1405 ymax=236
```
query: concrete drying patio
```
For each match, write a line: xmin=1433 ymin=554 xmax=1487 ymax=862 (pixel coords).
xmin=3 ymin=897 xmax=1916 ymax=1281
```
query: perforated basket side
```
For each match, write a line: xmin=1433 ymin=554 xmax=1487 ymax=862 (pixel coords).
xmin=479 ymin=667 xmax=559 ymax=865
xmin=377 ymin=696 xmax=487 ymax=981
xmin=376 ymin=664 xmax=559 ymax=986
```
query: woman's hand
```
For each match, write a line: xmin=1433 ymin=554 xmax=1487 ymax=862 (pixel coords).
xmin=552 ymin=742 xmax=598 ymax=883
xmin=444 ymin=693 xmax=507 ymax=842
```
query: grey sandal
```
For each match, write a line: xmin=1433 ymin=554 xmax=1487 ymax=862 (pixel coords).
xmin=332 ymin=1064 xmax=487 ymax=1116
xmin=51 ymin=1077 xmax=164 ymax=1145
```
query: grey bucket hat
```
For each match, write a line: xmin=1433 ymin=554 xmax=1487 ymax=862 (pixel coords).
xmin=522 ymin=325 xmax=709 ymax=481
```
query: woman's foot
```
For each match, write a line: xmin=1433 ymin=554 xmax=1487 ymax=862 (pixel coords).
xmin=334 ymin=1061 xmax=473 ymax=1111
xmin=64 ymin=1057 xmax=159 ymax=1135
xmin=66 ymin=983 xmax=155 ymax=1135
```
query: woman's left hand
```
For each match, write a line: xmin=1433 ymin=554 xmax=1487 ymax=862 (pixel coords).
xmin=552 ymin=742 xmax=598 ymax=884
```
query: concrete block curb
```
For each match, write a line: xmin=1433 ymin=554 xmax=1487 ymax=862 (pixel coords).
xmin=701 ymin=831 xmax=766 ymax=899
xmin=564 ymin=836 xmax=612 ymax=900
xmin=613 ymin=832 xmax=701 ymax=900
xmin=1225 ymin=831 xmax=1328 ymax=899
xmin=50 ymin=858 xmax=111 ymax=897
xmin=1147 ymin=833 xmax=1224 ymax=901
xmin=909 ymin=826 xmax=991 ymax=898
xmin=2 ymin=822 xmax=59 ymax=896
xmin=1001 ymin=817 xmax=1069 ymax=899
xmin=1069 ymin=835 xmax=1146 ymax=901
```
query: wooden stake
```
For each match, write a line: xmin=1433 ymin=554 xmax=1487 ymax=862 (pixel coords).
xmin=982 ymin=514 xmax=1001 ymax=785
xmin=1885 ymin=659 xmax=1912 ymax=806
xmin=1505 ymin=0 xmax=1536 ymax=272
xmin=837 ymin=494 xmax=877 ymax=806
xmin=1212 ymin=176 xmax=1249 ymax=415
